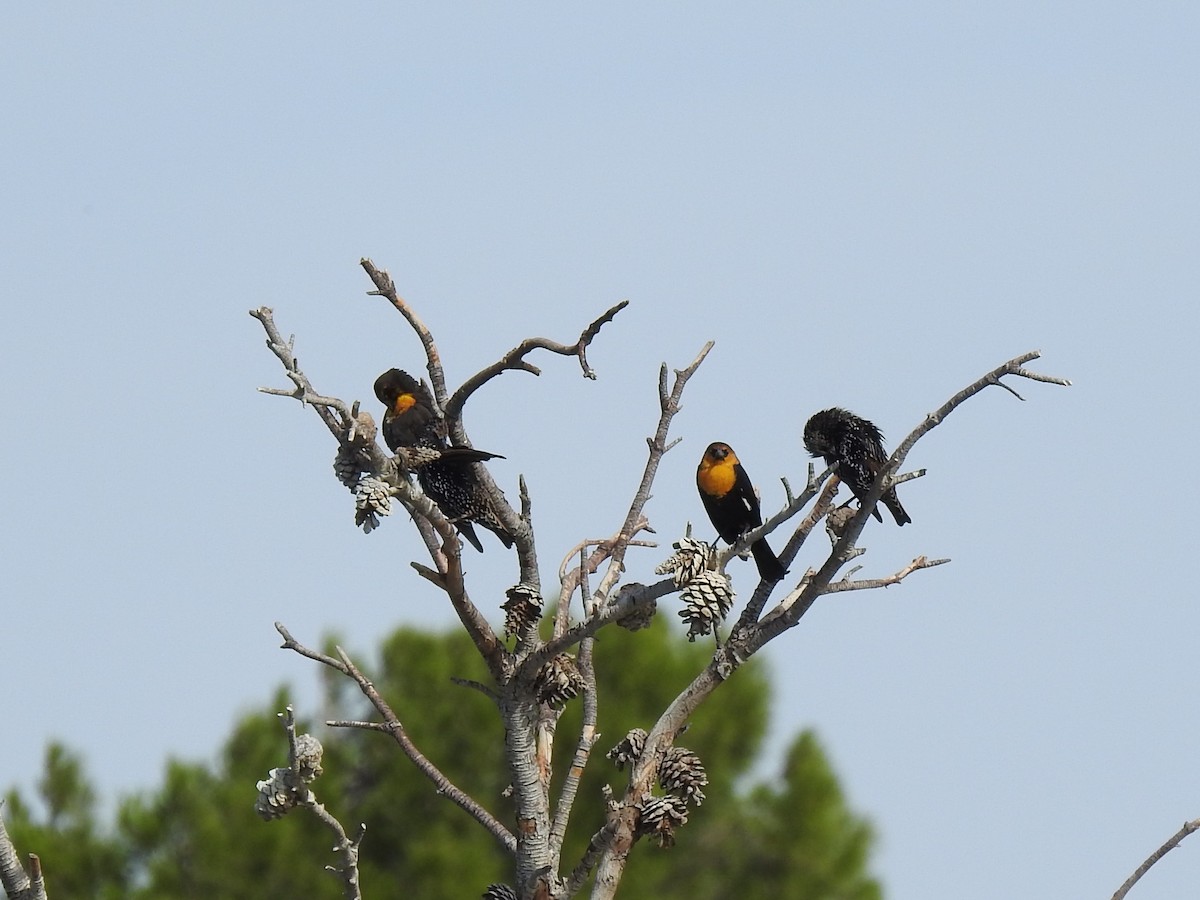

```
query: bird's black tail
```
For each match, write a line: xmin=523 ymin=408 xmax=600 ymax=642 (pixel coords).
xmin=455 ymin=521 xmax=485 ymax=553
xmin=750 ymin=539 xmax=787 ymax=582
xmin=883 ymin=490 xmax=911 ymax=526
xmin=480 ymin=520 xmax=515 ymax=549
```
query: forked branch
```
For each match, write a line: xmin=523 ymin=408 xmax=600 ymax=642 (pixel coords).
xmin=590 ymin=350 xmax=1070 ymax=898
xmin=593 ymin=343 xmax=713 ymax=605
xmin=275 ymin=624 xmax=517 ymax=854
xmin=446 ymin=300 xmax=630 ymax=422
xmin=276 ymin=706 xmax=365 ymax=900
xmin=820 ymin=555 xmax=950 ymax=593
xmin=250 ymin=306 xmax=353 ymax=441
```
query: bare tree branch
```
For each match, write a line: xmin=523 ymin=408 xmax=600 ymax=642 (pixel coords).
xmin=819 ymin=555 xmax=950 ymax=593
xmin=591 ymin=344 xmax=713 ymax=609
xmin=445 ymin=299 xmax=630 ymax=422
xmin=753 ymin=349 xmax=1071 ymax=649
xmin=734 ymin=469 xmax=840 ymax=629
xmin=551 ymin=521 xmax=656 ymax=643
xmin=254 ymin=302 xmax=507 ymax=673
xmin=0 ymin=802 xmax=47 ymax=900
xmin=275 ymin=624 xmax=517 ymax=854
xmin=1111 ymin=818 xmax=1200 ymax=900
xmin=262 ymin=261 xmax=1074 ymax=900
xmin=532 ymin=578 xmax=678 ymax=671
xmin=590 ymin=350 xmax=1070 ymax=895
xmin=359 ymin=258 xmax=446 ymax=402
xmin=250 ymin=307 xmax=354 ymax=441
xmin=549 ymin=558 xmax=602 ymax=869
xmin=564 ymin=788 xmax=623 ymax=898
xmin=277 ymin=706 xmax=365 ymax=900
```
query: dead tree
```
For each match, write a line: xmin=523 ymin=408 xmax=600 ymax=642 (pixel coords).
xmin=249 ymin=258 xmax=1072 ymax=899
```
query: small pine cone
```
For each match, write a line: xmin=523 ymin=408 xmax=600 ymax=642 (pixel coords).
xmin=534 ymin=654 xmax=584 ymax=707
xmin=395 ymin=444 xmax=444 ymax=471
xmin=333 ymin=444 xmax=369 ymax=489
xmin=349 ymin=410 xmax=377 ymax=446
xmin=616 ymin=598 xmax=657 ymax=632
xmin=607 ymin=728 xmax=648 ymax=770
xmin=677 ymin=571 xmax=735 ymax=641
xmin=294 ymin=733 xmax=324 ymax=783
xmin=354 ymin=477 xmax=392 ymax=533
xmin=254 ymin=767 xmax=298 ymax=821
xmin=501 ymin=583 xmax=543 ymax=638
xmin=825 ymin=504 xmax=857 ymax=543
xmin=613 ymin=583 xmax=657 ymax=632
xmin=636 ymin=793 xmax=689 ymax=848
xmin=655 ymin=537 xmax=712 ymax=587
xmin=481 ymin=886 xmax=517 ymax=900
xmin=659 ymin=746 xmax=707 ymax=806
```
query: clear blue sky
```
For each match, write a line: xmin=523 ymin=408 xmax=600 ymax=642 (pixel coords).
xmin=3 ymin=5 xmax=1197 ymax=898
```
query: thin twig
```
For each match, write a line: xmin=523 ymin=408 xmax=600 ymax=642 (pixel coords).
xmin=564 ymin=819 xmax=621 ymax=897
xmin=734 ymin=469 xmax=840 ymax=629
xmin=820 ymin=556 xmax=950 ymax=593
xmin=549 ymin=556 xmax=602 ymax=865
xmin=280 ymin=706 xmax=364 ymax=900
xmin=326 ymin=720 xmax=393 ymax=732
xmin=592 ymin=343 xmax=714 ymax=608
xmin=277 ymin=622 xmax=351 ymax=675
xmin=358 ymin=259 xmax=445 ymax=402
xmin=550 ymin=522 xmax=655 ymax=644
xmin=331 ymin=644 xmax=517 ymax=853
xmin=250 ymin=307 xmax=353 ymax=440
xmin=275 ymin=625 xmax=516 ymax=854
xmin=531 ymin=578 xmax=679 ymax=670
xmin=445 ymin=300 xmax=630 ymax=421
xmin=1111 ymin=818 xmax=1200 ymax=900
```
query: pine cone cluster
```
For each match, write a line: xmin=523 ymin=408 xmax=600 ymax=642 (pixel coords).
xmin=655 ymin=536 xmax=711 ymax=587
xmin=394 ymin=444 xmax=444 ymax=470
xmin=614 ymin=583 xmax=657 ymax=632
xmin=254 ymin=732 xmax=325 ymax=821
xmin=534 ymin=654 xmax=584 ymax=707
xmin=607 ymin=728 xmax=648 ymax=770
xmin=677 ymin=570 xmax=735 ymax=641
xmin=501 ymin=583 xmax=543 ymax=638
xmin=825 ymin=504 xmax=857 ymax=542
xmin=354 ymin=477 xmax=392 ymax=533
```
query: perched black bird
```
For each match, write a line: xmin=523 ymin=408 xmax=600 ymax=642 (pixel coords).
xmin=373 ymin=368 xmax=514 ymax=551
xmin=696 ymin=442 xmax=786 ymax=582
xmin=803 ymin=407 xmax=911 ymax=526
xmin=373 ymin=368 xmax=439 ymax=449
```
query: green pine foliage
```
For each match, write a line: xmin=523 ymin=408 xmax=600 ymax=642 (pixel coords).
xmin=3 ymin=623 xmax=881 ymax=899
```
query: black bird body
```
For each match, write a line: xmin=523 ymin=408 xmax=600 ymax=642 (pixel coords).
xmin=373 ymin=368 xmax=514 ymax=551
xmin=803 ymin=407 xmax=911 ymax=526
xmin=696 ymin=442 xmax=786 ymax=582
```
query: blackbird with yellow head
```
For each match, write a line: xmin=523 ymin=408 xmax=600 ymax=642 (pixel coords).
xmin=696 ymin=442 xmax=786 ymax=582
xmin=373 ymin=368 xmax=439 ymax=450
xmin=373 ymin=368 xmax=514 ymax=551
